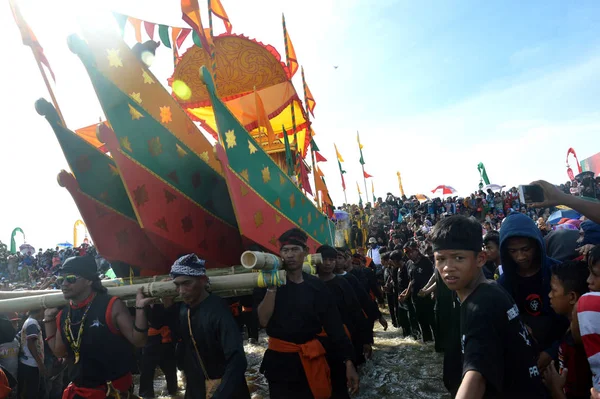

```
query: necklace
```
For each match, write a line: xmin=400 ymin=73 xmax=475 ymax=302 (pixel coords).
xmin=64 ymin=293 xmax=96 ymax=364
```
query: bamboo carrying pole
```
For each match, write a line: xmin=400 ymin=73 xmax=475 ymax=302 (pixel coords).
xmin=240 ymin=251 xmax=322 ymax=273
xmin=0 ymin=271 xmax=285 ymax=313
xmin=0 ymin=267 xmax=250 ymax=300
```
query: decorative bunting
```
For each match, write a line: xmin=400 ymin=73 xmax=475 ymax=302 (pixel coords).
xmin=158 ymin=25 xmax=171 ymax=48
xmin=127 ymin=17 xmax=143 ymax=43
xmin=144 ymin=21 xmax=155 ymax=39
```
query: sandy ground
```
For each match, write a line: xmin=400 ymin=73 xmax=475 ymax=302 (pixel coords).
xmin=137 ymin=311 xmax=449 ymax=399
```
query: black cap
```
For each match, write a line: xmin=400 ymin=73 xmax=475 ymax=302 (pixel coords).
xmin=60 ymin=256 xmax=99 ymax=281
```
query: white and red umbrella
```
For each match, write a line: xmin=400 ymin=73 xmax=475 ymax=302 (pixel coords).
xmin=431 ymin=185 xmax=457 ymax=196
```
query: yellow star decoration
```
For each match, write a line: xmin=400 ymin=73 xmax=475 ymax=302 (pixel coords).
xmin=279 ymin=174 xmax=286 ymax=185
xmin=298 ymin=216 xmax=303 ymax=225
xmin=240 ymin=185 xmax=249 ymax=197
xmin=142 ymin=70 xmax=154 ymax=84
xmin=261 ymin=166 xmax=271 ymax=184
xmin=301 ymin=196 xmax=306 ymax=205
xmin=106 ymin=49 xmax=123 ymax=68
xmin=159 ymin=106 xmax=172 ymax=124
xmin=239 ymin=169 xmax=249 ymax=181
xmin=307 ymin=212 xmax=312 ymax=224
xmin=108 ymin=164 xmax=120 ymax=176
xmin=248 ymin=141 xmax=257 ymax=154
xmin=128 ymin=104 xmax=143 ymax=120
xmin=320 ymin=224 xmax=324 ymax=233
xmin=199 ymin=151 xmax=209 ymax=163
xmin=274 ymin=198 xmax=281 ymax=208
xmin=254 ymin=211 xmax=264 ymax=228
xmin=269 ymin=236 xmax=278 ymax=247
xmin=275 ymin=214 xmax=281 ymax=224
xmin=225 ymin=130 xmax=237 ymax=148
xmin=313 ymin=230 xmax=317 ymax=237
xmin=129 ymin=92 xmax=142 ymax=104
xmin=175 ymin=143 xmax=187 ymax=158
xmin=120 ymin=136 xmax=132 ymax=152
xmin=289 ymin=193 xmax=296 ymax=209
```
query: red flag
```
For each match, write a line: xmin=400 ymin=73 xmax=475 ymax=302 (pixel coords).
xmin=176 ymin=28 xmax=191 ymax=48
xmin=210 ymin=0 xmax=232 ymax=34
xmin=9 ymin=0 xmax=55 ymax=81
xmin=181 ymin=0 xmax=211 ymax=52
xmin=315 ymin=151 xmax=327 ymax=163
xmin=144 ymin=21 xmax=155 ymax=39
xmin=282 ymin=14 xmax=299 ymax=78
xmin=299 ymin=159 xmax=313 ymax=195
xmin=363 ymin=171 xmax=373 ymax=179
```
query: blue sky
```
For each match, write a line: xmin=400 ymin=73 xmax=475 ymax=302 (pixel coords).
xmin=1 ymin=0 xmax=600 ymax=248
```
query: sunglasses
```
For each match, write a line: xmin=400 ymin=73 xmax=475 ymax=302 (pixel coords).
xmin=57 ymin=275 xmax=80 ymax=285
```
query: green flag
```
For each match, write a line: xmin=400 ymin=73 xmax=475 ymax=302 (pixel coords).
xmin=357 ymin=131 xmax=365 ymax=165
xmin=10 ymin=227 xmax=24 ymax=254
xmin=477 ymin=162 xmax=490 ymax=185
xmin=282 ymin=127 xmax=295 ymax=176
xmin=311 ymin=138 xmax=320 ymax=152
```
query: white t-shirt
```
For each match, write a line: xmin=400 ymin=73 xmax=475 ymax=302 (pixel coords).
xmin=19 ymin=317 xmax=43 ymax=367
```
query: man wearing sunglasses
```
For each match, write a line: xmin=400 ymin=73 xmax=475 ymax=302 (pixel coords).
xmin=42 ymin=256 xmax=152 ymax=398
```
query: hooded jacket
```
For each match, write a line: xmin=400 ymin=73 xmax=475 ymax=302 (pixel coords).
xmin=498 ymin=213 xmax=566 ymax=354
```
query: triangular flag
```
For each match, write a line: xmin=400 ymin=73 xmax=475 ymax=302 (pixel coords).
xmin=144 ymin=21 xmax=155 ymax=39
xmin=181 ymin=0 xmax=211 ymax=52
xmin=176 ymin=28 xmax=191 ymax=48
xmin=158 ymin=25 xmax=171 ymax=48
xmin=128 ymin=17 xmax=143 ymax=43
xmin=255 ymin=89 xmax=275 ymax=147
xmin=357 ymin=131 xmax=365 ymax=165
xmin=371 ymin=180 xmax=376 ymax=203
xmin=363 ymin=171 xmax=373 ymax=179
xmin=334 ymin=144 xmax=344 ymax=163
xmin=282 ymin=14 xmax=299 ymax=78
xmin=301 ymin=67 xmax=316 ymax=117
xmin=9 ymin=0 xmax=56 ymax=81
xmin=298 ymin=159 xmax=313 ymax=195
xmin=315 ymin=152 xmax=327 ymax=163
xmin=311 ymin=138 xmax=320 ymax=152
xmin=210 ymin=0 xmax=232 ymax=34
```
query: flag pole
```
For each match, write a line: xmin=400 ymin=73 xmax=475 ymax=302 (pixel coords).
xmin=301 ymin=67 xmax=320 ymax=207
xmin=32 ymin=49 xmax=65 ymax=126
xmin=10 ymin=0 xmax=65 ymax=126
xmin=282 ymin=14 xmax=299 ymax=164
xmin=357 ymin=131 xmax=369 ymax=203
xmin=207 ymin=0 xmax=217 ymax=86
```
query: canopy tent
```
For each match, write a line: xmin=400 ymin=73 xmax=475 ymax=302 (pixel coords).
xmin=483 ymin=183 xmax=505 ymax=192
xmin=548 ymin=210 xmax=581 ymax=225
xmin=171 ymin=34 xmax=312 ymax=156
xmin=431 ymin=185 xmax=457 ymax=196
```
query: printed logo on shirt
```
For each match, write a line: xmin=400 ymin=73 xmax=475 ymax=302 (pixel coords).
xmin=417 ymin=268 xmax=422 ymax=273
xmin=525 ymin=293 xmax=542 ymax=316
xmin=506 ymin=304 xmax=519 ymax=321
xmin=461 ymin=334 xmax=465 ymax=354
xmin=528 ymin=366 xmax=540 ymax=378
xmin=90 ymin=318 xmax=104 ymax=328
xmin=518 ymin=322 xmax=532 ymax=347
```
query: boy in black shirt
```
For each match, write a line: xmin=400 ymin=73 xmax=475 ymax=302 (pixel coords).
xmin=403 ymin=241 xmax=435 ymax=342
xmin=430 ymin=215 xmax=546 ymax=398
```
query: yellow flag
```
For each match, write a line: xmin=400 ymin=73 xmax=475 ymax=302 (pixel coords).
xmin=397 ymin=171 xmax=405 ymax=196
xmin=356 ymin=181 xmax=362 ymax=194
xmin=356 ymin=131 xmax=363 ymax=150
xmin=334 ymin=143 xmax=344 ymax=162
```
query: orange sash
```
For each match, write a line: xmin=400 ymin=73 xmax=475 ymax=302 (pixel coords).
xmin=148 ymin=326 xmax=172 ymax=343
xmin=268 ymin=337 xmax=331 ymax=399
xmin=62 ymin=372 xmax=132 ymax=399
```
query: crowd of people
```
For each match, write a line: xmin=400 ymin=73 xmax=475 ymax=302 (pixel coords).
xmin=0 ymin=178 xmax=600 ymax=398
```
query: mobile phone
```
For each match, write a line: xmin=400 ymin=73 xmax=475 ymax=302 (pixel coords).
xmin=518 ymin=185 xmax=544 ymax=204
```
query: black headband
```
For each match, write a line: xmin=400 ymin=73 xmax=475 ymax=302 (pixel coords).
xmin=279 ymin=237 xmax=308 ymax=249
xmin=432 ymin=239 xmax=482 ymax=254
